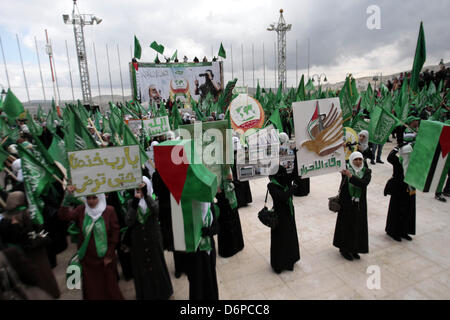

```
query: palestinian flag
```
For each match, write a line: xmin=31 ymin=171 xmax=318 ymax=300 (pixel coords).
xmin=306 ymin=101 xmax=320 ymax=139
xmin=405 ymin=120 xmax=450 ymax=193
xmin=154 ymin=139 xmax=217 ymax=252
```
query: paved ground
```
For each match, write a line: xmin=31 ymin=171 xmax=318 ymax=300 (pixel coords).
xmin=56 ymin=141 xmax=450 ymax=300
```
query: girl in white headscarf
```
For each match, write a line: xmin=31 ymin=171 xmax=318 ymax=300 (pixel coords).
xmin=58 ymin=187 xmax=124 ymax=300
xmin=126 ymin=177 xmax=173 ymax=300
xmin=332 ymin=151 xmax=372 ymax=261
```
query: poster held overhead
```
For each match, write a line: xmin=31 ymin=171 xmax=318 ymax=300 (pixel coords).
xmin=292 ymin=98 xmax=345 ymax=178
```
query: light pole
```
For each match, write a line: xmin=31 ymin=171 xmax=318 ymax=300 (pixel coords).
xmin=63 ymin=0 xmax=102 ymax=106
xmin=312 ymin=73 xmax=327 ymax=88
xmin=267 ymin=9 xmax=291 ymax=92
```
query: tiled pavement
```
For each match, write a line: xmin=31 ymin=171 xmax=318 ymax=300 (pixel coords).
xmin=56 ymin=142 xmax=450 ymax=300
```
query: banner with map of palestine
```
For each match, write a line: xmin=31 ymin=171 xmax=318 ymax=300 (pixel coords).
xmin=130 ymin=61 xmax=223 ymax=103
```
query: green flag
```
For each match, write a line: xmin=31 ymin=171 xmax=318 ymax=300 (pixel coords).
xmin=26 ymin=111 xmax=43 ymax=136
xmin=268 ymin=108 xmax=283 ymax=132
xmin=0 ymin=147 xmax=10 ymax=171
xmin=3 ymin=89 xmax=25 ymax=124
xmin=351 ymin=113 xmax=369 ymax=133
xmin=134 ymin=35 xmax=142 ymax=59
xmin=218 ymin=42 xmax=226 ymax=59
xmin=63 ymin=104 xmax=98 ymax=152
xmin=150 ymin=41 xmax=165 ymax=54
xmin=410 ymin=22 xmax=426 ymax=92
xmin=154 ymin=54 xmax=160 ymax=64
xmin=338 ymin=77 xmax=354 ymax=125
xmin=369 ymin=105 xmax=400 ymax=145
xmin=17 ymin=144 xmax=55 ymax=225
xmin=296 ymin=75 xmax=306 ymax=101
xmin=396 ymin=78 xmax=410 ymax=121
xmin=122 ymin=123 xmax=149 ymax=165
xmin=255 ymin=81 xmax=261 ymax=101
xmin=191 ymin=98 xmax=206 ymax=122
xmin=48 ymin=134 xmax=69 ymax=174
xmin=171 ymin=50 xmax=178 ymax=61
xmin=305 ymin=78 xmax=315 ymax=93
xmin=170 ymin=104 xmax=183 ymax=130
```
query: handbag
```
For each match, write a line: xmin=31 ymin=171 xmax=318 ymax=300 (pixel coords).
xmin=258 ymin=189 xmax=278 ymax=228
xmin=328 ymin=195 xmax=341 ymax=212
xmin=328 ymin=178 xmax=343 ymax=213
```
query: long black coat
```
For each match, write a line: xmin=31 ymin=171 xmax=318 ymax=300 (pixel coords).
xmin=184 ymin=204 xmax=219 ymax=301
xmin=333 ymin=168 xmax=371 ymax=254
xmin=216 ymin=192 xmax=244 ymax=258
xmin=126 ymin=196 xmax=173 ymax=300
xmin=385 ymin=149 xmax=416 ymax=236
xmin=232 ymin=157 xmax=253 ymax=208
xmin=291 ymin=149 xmax=310 ymax=197
xmin=268 ymin=182 xmax=300 ymax=272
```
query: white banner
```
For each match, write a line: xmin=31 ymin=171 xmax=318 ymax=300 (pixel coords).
xmin=127 ymin=116 xmax=171 ymax=136
xmin=68 ymin=145 xmax=142 ymax=197
xmin=132 ymin=61 xmax=223 ymax=103
xmin=292 ymin=98 xmax=345 ymax=178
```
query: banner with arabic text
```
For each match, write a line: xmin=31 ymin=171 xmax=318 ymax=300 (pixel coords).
xmin=292 ymin=98 xmax=346 ymax=178
xmin=127 ymin=116 xmax=171 ymax=136
xmin=68 ymin=145 xmax=142 ymax=197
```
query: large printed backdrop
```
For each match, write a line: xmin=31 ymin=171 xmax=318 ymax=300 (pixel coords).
xmin=292 ymin=98 xmax=346 ymax=178
xmin=131 ymin=61 xmax=223 ymax=103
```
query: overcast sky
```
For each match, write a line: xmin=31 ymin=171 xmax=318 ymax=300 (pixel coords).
xmin=1 ymin=0 xmax=449 ymax=102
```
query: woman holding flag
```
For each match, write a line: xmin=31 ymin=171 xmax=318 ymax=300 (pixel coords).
xmin=58 ymin=186 xmax=124 ymax=300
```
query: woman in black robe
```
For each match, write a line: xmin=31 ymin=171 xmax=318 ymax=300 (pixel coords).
xmin=184 ymin=203 xmax=219 ymax=300
xmin=106 ymin=191 xmax=133 ymax=280
xmin=385 ymin=146 xmax=416 ymax=241
xmin=126 ymin=177 xmax=173 ymax=300
xmin=268 ymin=165 xmax=300 ymax=274
xmin=216 ymin=190 xmax=244 ymax=258
xmin=291 ymin=147 xmax=310 ymax=197
xmin=152 ymin=169 xmax=187 ymax=278
xmin=231 ymin=141 xmax=252 ymax=208
xmin=333 ymin=151 xmax=371 ymax=261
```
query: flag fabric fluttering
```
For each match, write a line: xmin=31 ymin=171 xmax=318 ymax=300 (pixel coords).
xmin=150 ymin=41 xmax=165 ymax=55
xmin=410 ymin=22 xmax=426 ymax=92
xmin=218 ymin=43 xmax=226 ymax=59
xmin=368 ymin=105 xmax=400 ymax=145
xmin=171 ymin=50 xmax=178 ymax=62
xmin=267 ymin=108 xmax=283 ymax=132
xmin=134 ymin=35 xmax=142 ymax=59
xmin=2 ymin=89 xmax=25 ymax=125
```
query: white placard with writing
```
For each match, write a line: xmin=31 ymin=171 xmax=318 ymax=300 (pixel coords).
xmin=292 ymin=98 xmax=345 ymax=178
xmin=68 ymin=145 xmax=142 ymax=197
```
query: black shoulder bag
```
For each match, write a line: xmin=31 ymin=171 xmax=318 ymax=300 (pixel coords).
xmin=258 ymin=188 xmax=278 ymax=228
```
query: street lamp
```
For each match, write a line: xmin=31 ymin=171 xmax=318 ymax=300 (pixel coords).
xmin=312 ymin=73 xmax=327 ymax=87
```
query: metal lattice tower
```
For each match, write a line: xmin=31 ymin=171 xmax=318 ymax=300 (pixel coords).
xmin=63 ymin=1 xmax=102 ymax=105
xmin=267 ymin=9 xmax=291 ymax=91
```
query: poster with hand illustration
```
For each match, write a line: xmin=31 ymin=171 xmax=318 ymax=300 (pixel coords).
xmin=292 ymin=98 xmax=345 ymax=178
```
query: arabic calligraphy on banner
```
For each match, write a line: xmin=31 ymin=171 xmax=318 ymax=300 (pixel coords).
xmin=292 ymin=98 xmax=346 ymax=178
xmin=127 ymin=116 xmax=171 ymax=136
xmin=68 ymin=145 xmax=142 ymax=197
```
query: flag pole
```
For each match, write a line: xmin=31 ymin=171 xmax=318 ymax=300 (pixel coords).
xmin=252 ymin=43 xmax=255 ymax=89
xmin=65 ymin=40 xmax=76 ymax=102
xmin=93 ymin=42 xmax=102 ymax=106
xmin=16 ymin=34 xmax=30 ymax=102
xmin=241 ymin=43 xmax=244 ymax=86
xmin=34 ymin=37 xmax=46 ymax=102
xmin=117 ymin=44 xmax=125 ymax=104
xmin=88 ymin=117 xmax=105 ymax=144
xmin=231 ymin=44 xmax=234 ymax=79
xmin=263 ymin=42 xmax=266 ymax=90
xmin=106 ymin=44 xmax=114 ymax=103
xmin=0 ymin=36 xmax=11 ymax=89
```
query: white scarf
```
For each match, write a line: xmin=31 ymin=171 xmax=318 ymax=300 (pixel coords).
xmin=399 ymin=144 xmax=413 ymax=174
xmin=358 ymin=130 xmax=369 ymax=152
xmin=349 ymin=151 xmax=364 ymax=174
xmin=84 ymin=193 xmax=107 ymax=222
xmin=139 ymin=176 xmax=153 ymax=212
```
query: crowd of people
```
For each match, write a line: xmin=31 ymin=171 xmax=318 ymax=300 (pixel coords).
xmin=1 ymin=67 xmax=449 ymax=300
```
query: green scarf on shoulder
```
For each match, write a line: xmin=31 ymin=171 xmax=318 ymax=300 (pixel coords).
xmin=270 ymin=178 xmax=294 ymax=216
xmin=81 ymin=214 xmax=108 ymax=259
xmin=348 ymin=166 xmax=365 ymax=201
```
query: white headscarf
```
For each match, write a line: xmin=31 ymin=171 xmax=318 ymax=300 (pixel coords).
xmin=11 ymin=159 xmax=23 ymax=182
xmin=358 ymin=130 xmax=369 ymax=151
xmin=84 ymin=193 xmax=107 ymax=222
xmin=139 ymin=176 xmax=153 ymax=212
xmin=349 ymin=151 xmax=364 ymax=173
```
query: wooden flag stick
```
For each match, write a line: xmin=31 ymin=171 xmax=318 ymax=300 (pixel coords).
xmin=1 ymin=136 xmax=9 ymax=145
xmin=88 ymin=118 xmax=105 ymax=144
xmin=4 ymin=167 xmax=18 ymax=181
